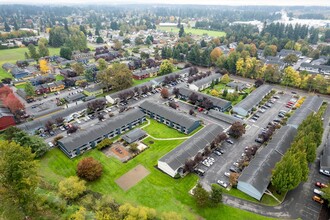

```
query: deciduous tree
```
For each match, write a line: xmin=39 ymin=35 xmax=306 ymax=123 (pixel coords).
xmin=58 ymin=176 xmax=86 ymax=200
xmin=193 ymin=183 xmax=210 ymax=207
xmin=160 ymin=88 xmax=169 ymax=99
xmin=77 ymin=157 xmax=103 ymax=181
xmin=159 ymin=59 xmax=174 ymax=75
xmin=229 ymin=121 xmax=246 ymax=138
xmin=210 ymin=184 xmax=222 ymax=206
xmin=24 ymin=81 xmax=35 ymax=97
xmin=39 ymin=59 xmax=49 ymax=73
xmin=210 ymin=47 xmax=222 ymax=63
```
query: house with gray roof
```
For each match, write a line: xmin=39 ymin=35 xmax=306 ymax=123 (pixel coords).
xmin=58 ymin=109 xmax=146 ymax=158
xmin=177 ymin=87 xmax=232 ymax=112
xmin=277 ymin=49 xmax=302 ymax=59
xmin=121 ymin=128 xmax=147 ymax=144
xmin=320 ymin=138 xmax=330 ymax=176
xmin=237 ymin=126 xmax=297 ymax=200
xmin=158 ymin=124 xmax=222 ymax=177
xmin=139 ymin=100 xmax=200 ymax=134
xmin=207 ymin=109 xmax=244 ymax=125
xmin=299 ymin=62 xmax=330 ymax=76
xmin=287 ymin=96 xmax=323 ymax=129
xmin=233 ymin=85 xmax=272 ymax=117
xmin=227 ymin=81 xmax=248 ymax=91
xmin=189 ymin=74 xmax=222 ymax=91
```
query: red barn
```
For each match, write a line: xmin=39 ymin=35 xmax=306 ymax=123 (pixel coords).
xmin=0 ymin=107 xmax=16 ymax=130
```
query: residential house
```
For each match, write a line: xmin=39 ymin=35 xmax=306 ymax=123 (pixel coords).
xmin=35 ymin=84 xmax=50 ymax=95
xmin=299 ymin=63 xmax=330 ymax=76
xmin=263 ymin=56 xmax=286 ymax=70
xmin=30 ymin=75 xmax=55 ymax=86
xmin=0 ymin=106 xmax=16 ymax=130
xmin=83 ymin=85 xmax=104 ymax=96
xmin=189 ymin=74 xmax=222 ymax=91
xmin=58 ymin=109 xmax=146 ymax=158
xmin=277 ymin=49 xmax=302 ymax=59
xmin=132 ymin=67 xmax=159 ymax=80
xmin=71 ymin=76 xmax=86 ymax=86
xmin=60 ymin=68 xmax=77 ymax=77
xmin=139 ymin=100 xmax=201 ymax=134
xmin=158 ymin=124 xmax=222 ymax=177
xmin=233 ymin=85 xmax=273 ymax=117
xmin=71 ymin=51 xmax=94 ymax=61
xmin=11 ymin=67 xmax=31 ymax=79
xmin=48 ymin=81 xmax=65 ymax=92
xmin=2 ymin=63 xmax=15 ymax=72
xmin=128 ymin=57 xmax=142 ymax=70
xmin=65 ymin=93 xmax=86 ymax=103
xmin=227 ymin=81 xmax=248 ymax=91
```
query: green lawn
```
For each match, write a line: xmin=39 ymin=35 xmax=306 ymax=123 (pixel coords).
xmin=157 ymin=26 xmax=226 ymax=37
xmin=15 ymin=83 xmax=26 ymax=89
xmin=132 ymin=76 xmax=157 ymax=86
xmin=55 ymin=75 xmax=65 ymax=81
xmin=0 ymin=47 xmax=61 ymax=80
xmin=142 ymin=119 xmax=203 ymax=138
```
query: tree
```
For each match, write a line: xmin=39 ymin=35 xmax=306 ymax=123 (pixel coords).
xmin=84 ymin=68 xmax=95 ymax=82
xmin=210 ymin=184 xmax=222 ymax=206
xmin=282 ymin=66 xmax=301 ymax=87
xmin=70 ymin=207 xmax=87 ymax=220
xmin=96 ymin=36 xmax=104 ymax=44
xmin=4 ymin=22 xmax=11 ymax=32
xmin=264 ymin=64 xmax=281 ymax=83
xmin=159 ymin=59 xmax=174 ymax=75
xmin=49 ymin=26 xmax=68 ymax=47
xmin=72 ymin=63 xmax=85 ymax=76
xmin=220 ymin=74 xmax=230 ymax=84
xmin=64 ymin=28 xmax=87 ymax=51
xmin=229 ymin=121 xmax=246 ymax=138
xmin=3 ymin=93 xmax=24 ymax=113
xmin=58 ymin=176 xmax=86 ymax=200
xmin=189 ymin=92 xmax=199 ymax=104
xmin=60 ymin=47 xmax=72 ymax=60
xmin=178 ymin=25 xmax=185 ymax=38
xmin=229 ymin=172 xmax=240 ymax=186
xmin=97 ymin=58 xmax=108 ymax=71
xmin=322 ymin=186 xmax=330 ymax=206
xmin=160 ymin=88 xmax=170 ymax=99
xmin=39 ymin=59 xmax=49 ymax=73
xmin=38 ymin=38 xmax=49 ymax=57
xmin=0 ymin=140 xmax=39 ymax=216
xmin=210 ymin=89 xmax=220 ymax=97
xmin=77 ymin=157 xmax=103 ymax=181
xmin=283 ymin=54 xmax=299 ymax=65
xmin=28 ymin=43 xmax=39 ymax=60
xmin=254 ymin=78 xmax=264 ymax=88
xmin=109 ymin=63 xmax=133 ymax=91
xmin=193 ymin=183 xmax=210 ymax=207
xmin=24 ymin=81 xmax=35 ymax=97
xmin=160 ymin=212 xmax=183 ymax=220
xmin=263 ymin=45 xmax=277 ymax=57
xmin=210 ymin=47 xmax=222 ymax=63
xmin=113 ymin=40 xmax=122 ymax=50
xmin=172 ymin=88 xmax=180 ymax=97
xmin=135 ymin=37 xmax=144 ymax=45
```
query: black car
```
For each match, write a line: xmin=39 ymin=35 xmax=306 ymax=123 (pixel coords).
xmin=229 ymin=166 xmax=241 ymax=173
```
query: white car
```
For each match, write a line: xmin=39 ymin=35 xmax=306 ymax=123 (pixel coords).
xmin=48 ymin=142 xmax=54 ymax=148
xmin=224 ymin=172 xmax=230 ymax=177
xmin=217 ymin=180 xmax=228 ymax=188
xmin=314 ymin=189 xmax=324 ymax=196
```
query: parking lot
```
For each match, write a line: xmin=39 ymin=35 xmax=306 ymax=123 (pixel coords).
xmin=199 ymin=91 xmax=294 ymax=191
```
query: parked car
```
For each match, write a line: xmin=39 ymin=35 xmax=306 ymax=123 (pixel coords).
xmin=224 ymin=172 xmax=230 ymax=177
xmin=214 ymin=150 xmax=222 ymax=156
xmin=217 ymin=180 xmax=228 ymax=188
xmin=194 ymin=169 xmax=205 ymax=176
xmin=226 ymin=139 xmax=234 ymax=144
xmin=48 ymin=142 xmax=54 ymax=148
xmin=229 ymin=166 xmax=241 ymax=173
xmin=312 ymin=196 xmax=324 ymax=204
xmin=315 ymin=182 xmax=328 ymax=188
xmin=313 ymin=189 xmax=325 ymax=196
xmin=255 ymin=137 xmax=264 ymax=143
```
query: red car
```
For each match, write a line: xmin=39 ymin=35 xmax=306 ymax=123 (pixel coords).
xmin=315 ymin=182 xmax=328 ymax=188
xmin=198 ymin=107 xmax=204 ymax=112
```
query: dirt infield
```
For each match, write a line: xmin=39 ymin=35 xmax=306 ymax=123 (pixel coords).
xmin=115 ymin=164 xmax=150 ymax=191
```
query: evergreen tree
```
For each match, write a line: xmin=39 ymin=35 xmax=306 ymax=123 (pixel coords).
xmin=179 ymin=25 xmax=185 ymax=38
xmin=4 ymin=22 xmax=11 ymax=32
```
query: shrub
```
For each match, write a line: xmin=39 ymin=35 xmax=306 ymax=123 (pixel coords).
xmin=96 ymin=138 xmax=113 ymax=150
xmin=77 ymin=157 xmax=103 ymax=181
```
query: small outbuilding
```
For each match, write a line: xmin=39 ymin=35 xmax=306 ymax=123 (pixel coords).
xmin=122 ymin=128 xmax=147 ymax=144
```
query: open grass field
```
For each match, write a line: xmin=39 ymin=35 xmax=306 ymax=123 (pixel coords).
xmin=0 ymin=47 xmax=60 ymax=80
xmin=157 ymin=26 xmax=226 ymax=38
xmin=39 ymin=118 xmax=274 ymax=219
xmin=132 ymin=76 xmax=157 ymax=86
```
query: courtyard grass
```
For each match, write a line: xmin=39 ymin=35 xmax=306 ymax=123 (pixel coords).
xmin=55 ymin=75 xmax=65 ymax=81
xmin=15 ymin=83 xmax=26 ymax=89
xmin=142 ymin=118 xmax=203 ymax=138
xmin=157 ymin=26 xmax=226 ymax=38
xmin=132 ymin=76 xmax=157 ymax=86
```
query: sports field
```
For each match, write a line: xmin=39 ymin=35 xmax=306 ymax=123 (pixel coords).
xmin=157 ymin=26 xmax=226 ymax=37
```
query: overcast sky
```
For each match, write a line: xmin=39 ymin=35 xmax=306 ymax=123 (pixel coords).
xmin=0 ymin=0 xmax=329 ymax=6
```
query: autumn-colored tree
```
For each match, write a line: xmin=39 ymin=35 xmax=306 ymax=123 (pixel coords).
xmin=229 ymin=172 xmax=239 ymax=186
xmin=39 ymin=59 xmax=49 ymax=73
xmin=220 ymin=74 xmax=231 ymax=84
xmin=58 ymin=176 xmax=86 ymax=200
xmin=160 ymin=88 xmax=170 ymax=99
xmin=3 ymin=93 xmax=24 ymax=113
xmin=228 ymin=121 xmax=246 ymax=138
xmin=210 ymin=89 xmax=219 ymax=97
xmin=77 ymin=157 xmax=103 ymax=181
xmin=210 ymin=47 xmax=222 ymax=63
xmin=0 ymin=86 xmax=12 ymax=100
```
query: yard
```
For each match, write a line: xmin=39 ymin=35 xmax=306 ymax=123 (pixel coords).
xmin=157 ymin=26 xmax=226 ymax=38
xmin=38 ymin=119 xmax=273 ymax=219
xmin=55 ymin=75 xmax=65 ymax=81
xmin=0 ymin=47 xmax=61 ymax=80
xmin=132 ymin=76 xmax=157 ymax=86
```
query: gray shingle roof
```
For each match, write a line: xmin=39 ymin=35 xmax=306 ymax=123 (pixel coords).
xmin=207 ymin=109 xmax=243 ymax=125
xmin=122 ymin=128 xmax=147 ymax=144
xmin=65 ymin=93 xmax=86 ymax=103
xmin=287 ymin=96 xmax=323 ymax=129
xmin=233 ymin=85 xmax=272 ymax=112
xmin=139 ymin=100 xmax=199 ymax=129
xmin=192 ymin=74 xmax=222 ymax=88
xmin=238 ymin=126 xmax=297 ymax=198
xmin=58 ymin=109 xmax=145 ymax=152
xmin=159 ymin=124 xmax=223 ymax=171
xmin=320 ymin=138 xmax=330 ymax=170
